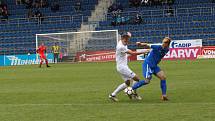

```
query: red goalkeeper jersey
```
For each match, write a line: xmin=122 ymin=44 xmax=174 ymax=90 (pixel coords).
xmin=37 ymin=45 xmax=47 ymax=55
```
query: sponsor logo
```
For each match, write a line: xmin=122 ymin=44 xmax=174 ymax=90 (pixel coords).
xmin=170 ymin=39 xmax=202 ymax=48
xmin=6 ymin=55 xmax=39 ymax=66
xmin=202 ymin=48 xmax=215 ymax=55
xmin=199 ymin=46 xmax=215 ymax=59
xmin=137 ymin=47 xmax=201 ymax=60
xmin=77 ymin=50 xmax=116 ymax=62
xmin=171 ymin=41 xmax=192 ymax=48
xmin=164 ymin=48 xmax=200 ymax=59
xmin=0 ymin=53 xmax=54 ymax=66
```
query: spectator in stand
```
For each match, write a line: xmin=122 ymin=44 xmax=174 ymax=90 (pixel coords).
xmin=125 ymin=16 xmax=131 ymax=24
xmin=34 ymin=0 xmax=40 ymax=8
xmin=167 ymin=0 xmax=174 ymax=5
xmin=34 ymin=10 xmax=44 ymax=23
xmin=151 ymin=0 xmax=162 ymax=5
xmin=41 ymin=0 xmax=48 ymax=8
xmin=129 ymin=0 xmax=133 ymax=7
xmin=51 ymin=1 xmax=60 ymax=12
xmin=134 ymin=13 xmax=142 ymax=24
xmin=0 ymin=2 xmax=9 ymax=20
xmin=111 ymin=14 xmax=117 ymax=26
xmin=109 ymin=2 xmax=124 ymax=26
xmin=116 ymin=14 xmax=122 ymax=25
xmin=0 ymin=1 xmax=2 ymax=14
xmin=141 ymin=0 xmax=150 ymax=6
xmin=27 ymin=8 xmax=33 ymax=19
xmin=117 ymin=3 xmax=123 ymax=12
xmin=0 ymin=7 xmax=3 ymax=19
xmin=16 ymin=0 xmax=22 ymax=5
xmin=0 ymin=0 xmax=5 ymax=5
xmin=121 ymin=16 xmax=126 ymax=25
xmin=112 ymin=3 xmax=117 ymax=12
xmin=23 ymin=0 xmax=33 ymax=9
xmin=129 ymin=0 xmax=141 ymax=7
xmin=166 ymin=6 xmax=174 ymax=16
xmin=74 ymin=0 xmax=81 ymax=12
xmin=108 ymin=3 xmax=123 ymax=13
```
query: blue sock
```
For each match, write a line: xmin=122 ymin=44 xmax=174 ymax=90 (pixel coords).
xmin=132 ymin=80 xmax=146 ymax=90
xmin=160 ymin=80 xmax=167 ymax=95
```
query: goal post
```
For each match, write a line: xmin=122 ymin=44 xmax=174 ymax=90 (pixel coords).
xmin=36 ymin=30 xmax=119 ymax=62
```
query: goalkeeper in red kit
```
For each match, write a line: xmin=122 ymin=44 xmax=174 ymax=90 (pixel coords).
xmin=36 ymin=43 xmax=51 ymax=68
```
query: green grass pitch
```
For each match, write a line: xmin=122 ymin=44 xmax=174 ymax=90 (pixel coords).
xmin=0 ymin=59 xmax=215 ymax=121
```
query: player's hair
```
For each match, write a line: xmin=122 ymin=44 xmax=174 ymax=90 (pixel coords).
xmin=121 ymin=35 xmax=130 ymax=39
xmin=164 ymin=37 xmax=171 ymax=46
xmin=121 ymin=32 xmax=131 ymax=40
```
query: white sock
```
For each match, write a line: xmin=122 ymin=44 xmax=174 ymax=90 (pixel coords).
xmin=112 ymin=83 xmax=127 ymax=96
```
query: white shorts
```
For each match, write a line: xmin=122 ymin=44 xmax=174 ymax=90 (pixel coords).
xmin=117 ymin=66 xmax=136 ymax=81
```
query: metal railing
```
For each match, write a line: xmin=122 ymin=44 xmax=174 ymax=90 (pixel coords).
xmin=0 ymin=14 xmax=87 ymax=26
xmin=0 ymin=6 xmax=214 ymax=27
xmin=106 ymin=6 xmax=215 ymax=18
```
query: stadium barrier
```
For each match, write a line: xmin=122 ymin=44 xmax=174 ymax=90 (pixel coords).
xmin=170 ymin=39 xmax=202 ymax=48
xmin=76 ymin=50 xmax=115 ymax=62
xmin=0 ymin=46 xmax=214 ymax=66
xmin=0 ymin=53 xmax=54 ymax=66
xmin=137 ymin=47 xmax=202 ymax=60
xmin=76 ymin=50 xmax=137 ymax=62
xmin=198 ymin=46 xmax=215 ymax=59
xmin=76 ymin=46 xmax=215 ymax=62
xmin=163 ymin=47 xmax=201 ymax=60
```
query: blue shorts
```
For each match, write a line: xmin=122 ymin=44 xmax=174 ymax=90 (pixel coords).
xmin=142 ymin=62 xmax=161 ymax=80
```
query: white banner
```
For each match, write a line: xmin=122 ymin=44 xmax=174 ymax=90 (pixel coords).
xmin=136 ymin=39 xmax=202 ymax=61
xmin=170 ymin=39 xmax=202 ymax=48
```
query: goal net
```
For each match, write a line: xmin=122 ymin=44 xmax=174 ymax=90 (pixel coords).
xmin=36 ymin=30 xmax=118 ymax=62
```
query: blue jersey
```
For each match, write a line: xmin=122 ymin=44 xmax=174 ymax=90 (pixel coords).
xmin=144 ymin=45 xmax=169 ymax=67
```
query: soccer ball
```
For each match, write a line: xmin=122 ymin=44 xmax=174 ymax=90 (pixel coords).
xmin=124 ymin=87 xmax=134 ymax=95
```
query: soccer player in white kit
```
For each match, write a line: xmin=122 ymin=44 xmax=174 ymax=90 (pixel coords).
xmin=109 ymin=32 xmax=149 ymax=102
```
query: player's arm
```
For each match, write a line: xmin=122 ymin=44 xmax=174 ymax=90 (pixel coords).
xmin=36 ymin=48 xmax=40 ymax=53
xmin=136 ymin=42 xmax=151 ymax=48
xmin=126 ymin=49 xmax=150 ymax=55
xmin=136 ymin=42 xmax=161 ymax=50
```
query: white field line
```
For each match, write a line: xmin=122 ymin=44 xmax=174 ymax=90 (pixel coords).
xmin=0 ymin=103 xmax=215 ymax=106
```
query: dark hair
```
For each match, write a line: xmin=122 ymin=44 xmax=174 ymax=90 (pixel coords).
xmin=121 ymin=35 xmax=130 ymax=40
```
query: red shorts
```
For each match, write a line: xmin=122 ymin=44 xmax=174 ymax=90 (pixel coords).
xmin=40 ymin=54 xmax=47 ymax=60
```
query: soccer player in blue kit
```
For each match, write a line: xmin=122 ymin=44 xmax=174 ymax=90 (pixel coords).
xmin=132 ymin=37 xmax=172 ymax=101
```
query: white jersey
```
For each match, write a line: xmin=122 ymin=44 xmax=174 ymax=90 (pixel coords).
xmin=116 ymin=40 xmax=129 ymax=67
xmin=115 ymin=40 xmax=136 ymax=81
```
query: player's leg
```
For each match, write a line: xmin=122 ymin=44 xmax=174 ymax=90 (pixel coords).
xmin=45 ymin=59 xmax=51 ymax=67
xmin=155 ymin=67 xmax=168 ymax=101
xmin=109 ymin=79 xmax=131 ymax=102
xmin=120 ymin=67 xmax=143 ymax=100
xmin=132 ymin=62 xmax=152 ymax=90
xmin=39 ymin=56 xmax=43 ymax=68
xmin=111 ymin=79 xmax=130 ymax=96
xmin=56 ymin=53 xmax=59 ymax=62
xmin=131 ymin=80 xmax=142 ymax=100
xmin=53 ymin=53 xmax=56 ymax=63
xmin=43 ymin=55 xmax=50 ymax=67
xmin=109 ymin=66 xmax=133 ymax=101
